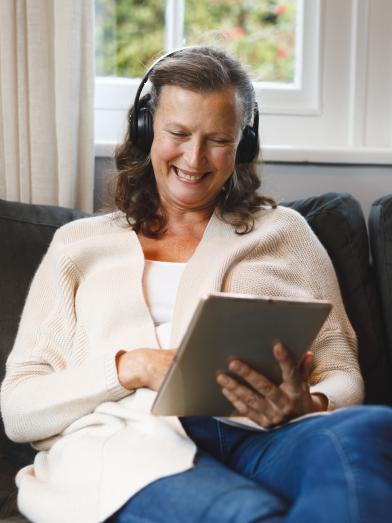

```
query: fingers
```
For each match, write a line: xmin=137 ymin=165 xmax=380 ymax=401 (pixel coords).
xmin=216 ymin=343 xmax=314 ymax=428
xmin=219 ymin=384 xmax=272 ymax=427
xmin=273 ymin=343 xmax=312 ymax=392
xmin=216 ymin=370 xmax=290 ymax=428
xmin=228 ymin=360 xmax=289 ymax=411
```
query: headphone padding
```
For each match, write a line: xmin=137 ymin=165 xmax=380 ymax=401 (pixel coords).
xmin=136 ymin=106 xmax=154 ymax=154
xmin=235 ymin=126 xmax=259 ymax=164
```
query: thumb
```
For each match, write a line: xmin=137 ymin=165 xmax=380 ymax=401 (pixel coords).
xmin=299 ymin=351 xmax=313 ymax=381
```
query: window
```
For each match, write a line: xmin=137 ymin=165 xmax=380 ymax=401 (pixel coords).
xmin=95 ymin=0 xmax=298 ymax=82
xmin=95 ymin=0 xmax=392 ymax=164
xmin=95 ymin=0 xmax=312 ymax=147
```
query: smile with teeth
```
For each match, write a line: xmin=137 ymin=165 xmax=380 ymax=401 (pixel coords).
xmin=173 ymin=166 xmax=206 ymax=181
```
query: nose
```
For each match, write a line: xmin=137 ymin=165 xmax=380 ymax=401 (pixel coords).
xmin=183 ymin=137 xmax=206 ymax=169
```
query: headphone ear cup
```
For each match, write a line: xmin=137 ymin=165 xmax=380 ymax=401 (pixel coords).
xmin=235 ymin=126 xmax=259 ymax=164
xmin=136 ymin=106 xmax=154 ymax=154
xmin=130 ymin=94 xmax=154 ymax=154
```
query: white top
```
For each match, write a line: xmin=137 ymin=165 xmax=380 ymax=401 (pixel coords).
xmin=143 ymin=260 xmax=186 ymax=348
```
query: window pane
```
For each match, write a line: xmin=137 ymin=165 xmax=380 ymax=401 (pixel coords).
xmin=95 ymin=0 xmax=165 ymax=78
xmin=184 ymin=0 xmax=297 ymax=83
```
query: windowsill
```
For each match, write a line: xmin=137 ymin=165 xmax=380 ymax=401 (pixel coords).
xmin=261 ymin=146 xmax=392 ymax=165
xmin=95 ymin=142 xmax=392 ymax=165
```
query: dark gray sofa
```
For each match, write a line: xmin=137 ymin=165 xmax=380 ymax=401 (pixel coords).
xmin=369 ymin=194 xmax=392 ymax=370
xmin=0 ymin=193 xmax=391 ymax=522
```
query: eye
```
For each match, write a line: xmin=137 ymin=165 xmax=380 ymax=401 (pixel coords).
xmin=169 ymin=130 xmax=187 ymax=138
xmin=210 ymin=138 xmax=231 ymax=145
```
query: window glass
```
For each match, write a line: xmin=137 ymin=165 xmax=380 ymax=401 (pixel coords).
xmin=95 ymin=0 xmax=297 ymax=83
xmin=184 ymin=0 xmax=297 ymax=82
xmin=95 ymin=0 xmax=165 ymax=78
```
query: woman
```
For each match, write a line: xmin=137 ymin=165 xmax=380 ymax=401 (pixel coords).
xmin=1 ymin=46 xmax=392 ymax=523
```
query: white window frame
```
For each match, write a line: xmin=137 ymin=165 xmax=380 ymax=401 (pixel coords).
xmin=258 ymin=0 xmax=321 ymax=116
xmin=95 ymin=0 xmax=392 ymax=164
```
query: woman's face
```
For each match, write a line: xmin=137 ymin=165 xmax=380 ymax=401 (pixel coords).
xmin=150 ymin=85 xmax=243 ymax=215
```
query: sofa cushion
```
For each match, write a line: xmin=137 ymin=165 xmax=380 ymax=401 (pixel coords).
xmin=0 ymin=199 xmax=88 ymax=520
xmin=284 ymin=192 xmax=392 ymax=405
xmin=368 ymin=194 xmax=392 ymax=371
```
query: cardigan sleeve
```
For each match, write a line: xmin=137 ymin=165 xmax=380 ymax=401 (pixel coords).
xmin=225 ymin=207 xmax=364 ymax=410
xmin=0 ymin=229 xmax=130 ymax=444
xmin=276 ymin=209 xmax=365 ymax=409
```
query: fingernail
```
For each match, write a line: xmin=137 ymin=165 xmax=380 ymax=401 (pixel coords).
xmin=218 ymin=375 xmax=228 ymax=386
xmin=274 ymin=343 xmax=284 ymax=355
xmin=229 ymin=361 xmax=241 ymax=372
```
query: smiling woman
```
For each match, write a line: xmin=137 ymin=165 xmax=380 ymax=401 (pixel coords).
xmin=2 ymin=45 xmax=392 ymax=523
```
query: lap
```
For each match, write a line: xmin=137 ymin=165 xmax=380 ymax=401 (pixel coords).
xmin=112 ymin=406 xmax=392 ymax=523
xmin=223 ymin=406 xmax=392 ymax=479
xmin=227 ymin=406 xmax=392 ymax=522
xmin=182 ymin=406 xmax=392 ymax=468
xmin=182 ymin=406 xmax=392 ymax=522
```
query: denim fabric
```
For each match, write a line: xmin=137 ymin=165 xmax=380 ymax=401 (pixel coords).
xmin=112 ymin=406 xmax=392 ymax=523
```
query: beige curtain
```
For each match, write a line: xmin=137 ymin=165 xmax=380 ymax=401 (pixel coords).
xmin=0 ymin=0 xmax=94 ymax=212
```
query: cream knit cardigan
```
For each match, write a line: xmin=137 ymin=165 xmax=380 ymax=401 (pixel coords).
xmin=1 ymin=206 xmax=364 ymax=523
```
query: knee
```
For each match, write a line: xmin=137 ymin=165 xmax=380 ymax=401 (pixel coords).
xmin=302 ymin=406 xmax=392 ymax=477
xmin=329 ymin=405 xmax=392 ymax=445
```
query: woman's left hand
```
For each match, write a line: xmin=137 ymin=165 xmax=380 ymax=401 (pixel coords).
xmin=216 ymin=342 xmax=328 ymax=428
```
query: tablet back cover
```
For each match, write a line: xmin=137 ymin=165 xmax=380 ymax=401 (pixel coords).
xmin=151 ymin=293 xmax=331 ymax=416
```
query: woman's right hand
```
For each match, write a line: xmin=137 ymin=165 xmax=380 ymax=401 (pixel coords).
xmin=116 ymin=348 xmax=176 ymax=391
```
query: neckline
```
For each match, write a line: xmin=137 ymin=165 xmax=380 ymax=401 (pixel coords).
xmin=145 ymin=259 xmax=187 ymax=266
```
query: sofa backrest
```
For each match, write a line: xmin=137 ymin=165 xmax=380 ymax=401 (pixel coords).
xmin=284 ymin=192 xmax=392 ymax=405
xmin=368 ymin=194 xmax=392 ymax=372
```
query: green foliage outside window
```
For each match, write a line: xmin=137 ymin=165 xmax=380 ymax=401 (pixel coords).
xmin=95 ymin=0 xmax=165 ymax=78
xmin=95 ymin=0 xmax=297 ymax=82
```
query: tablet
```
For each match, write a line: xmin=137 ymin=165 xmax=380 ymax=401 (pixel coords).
xmin=151 ymin=292 xmax=332 ymax=417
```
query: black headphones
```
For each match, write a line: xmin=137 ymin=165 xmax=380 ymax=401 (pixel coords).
xmin=129 ymin=47 xmax=259 ymax=164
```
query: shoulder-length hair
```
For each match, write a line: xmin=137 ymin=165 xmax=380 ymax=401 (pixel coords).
xmin=111 ymin=46 xmax=276 ymax=237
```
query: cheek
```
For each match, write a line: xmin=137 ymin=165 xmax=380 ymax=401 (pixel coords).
xmin=212 ymin=147 xmax=237 ymax=171
xmin=151 ymin=137 xmax=179 ymax=165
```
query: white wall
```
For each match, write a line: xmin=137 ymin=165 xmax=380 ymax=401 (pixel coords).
xmin=262 ymin=163 xmax=392 ymax=218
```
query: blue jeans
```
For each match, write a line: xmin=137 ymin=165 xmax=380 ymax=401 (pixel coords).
xmin=112 ymin=406 xmax=392 ymax=522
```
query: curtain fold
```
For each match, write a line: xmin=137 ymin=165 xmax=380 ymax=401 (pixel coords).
xmin=0 ymin=0 xmax=94 ymax=212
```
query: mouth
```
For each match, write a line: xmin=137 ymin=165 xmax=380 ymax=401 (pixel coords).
xmin=172 ymin=166 xmax=209 ymax=182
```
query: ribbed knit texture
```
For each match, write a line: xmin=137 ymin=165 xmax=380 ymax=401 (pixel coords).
xmin=0 ymin=206 xmax=364 ymax=523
